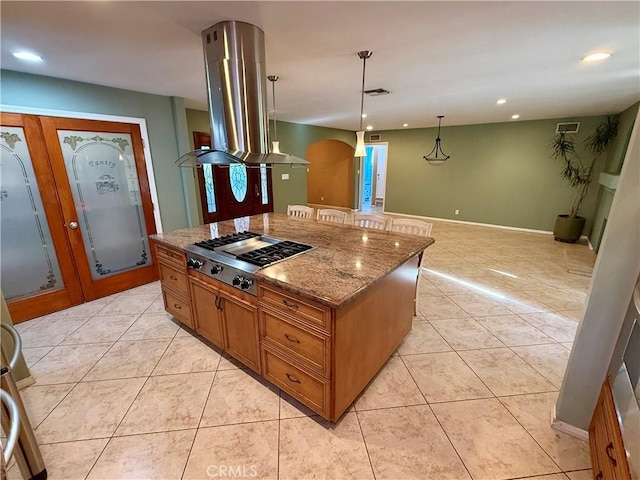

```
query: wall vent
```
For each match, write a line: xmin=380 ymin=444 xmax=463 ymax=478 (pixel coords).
xmin=556 ymin=122 xmax=580 ymax=134
xmin=369 ymin=133 xmax=382 ymax=142
xmin=364 ymin=88 xmax=390 ymax=96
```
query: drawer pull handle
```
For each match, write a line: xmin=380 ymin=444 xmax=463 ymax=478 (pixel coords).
xmin=284 ymin=333 xmax=300 ymax=344
xmin=169 ymin=275 xmax=178 ymax=281
xmin=282 ymin=299 xmax=299 ymax=311
xmin=173 ymin=304 xmax=182 ymax=310
xmin=605 ymin=442 xmax=617 ymax=466
xmin=285 ymin=373 xmax=301 ymax=384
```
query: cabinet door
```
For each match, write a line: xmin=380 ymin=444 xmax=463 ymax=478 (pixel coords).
xmin=220 ymin=291 xmax=260 ymax=373
xmin=189 ymin=277 xmax=224 ymax=348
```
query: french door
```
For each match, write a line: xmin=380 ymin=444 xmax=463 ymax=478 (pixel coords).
xmin=193 ymin=132 xmax=273 ymax=223
xmin=1 ymin=113 xmax=158 ymax=322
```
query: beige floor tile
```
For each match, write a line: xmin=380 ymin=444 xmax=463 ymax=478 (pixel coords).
xmin=418 ymin=295 xmax=470 ymax=320
xmin=417 ymin=279 xmax=445 ymax=296
xmin=403 ymin=352 xmax=492 ymax=403
xmin=396 ymin=321 xmax=452 ymax=355
xmin=459 ymin=348 xmax=557 ymax=396
xmin=145 ymin=295 xmax=166 ymax=313
xmin=96 ymin=293 xmax=160 ymax=316
xmin=512 ymin=343 xmax=571 ymax=388
xmin=496 ymin=291 xmax=553 ymax=314
xmin=561 ymin=342 xmax=574 ymax=350
xmin=21 ymin=346 xmax=53 ymax=367
xmin=448 ymin=293 xmax=513 ymax=317
xmin=500 ymin=392 xmax=591 ymax=471
xmin=358 ymin=405 xmax=470 ymax=479
xmin=523 ymin=288 xmax=586 ymax=311
xmin=279 ymin=391 xmax=319 ymax=419
xmin=19 ymin=317 xmax=89 ymax=348
xmin=30 ymin=343 xmax=112 ymax=385
xmin=279 ymin=413 xmax=374 ymax=480
xmin=183 ymin=422 xmax=279 ymax=480
xmin=44 ymin=299 xmax=111 ymax=320
xmin=36 ymin=378 xmax=145 ymax=443
xmin=432 ymin=398 xmax=560 ymax=480
xmin=84 ymin=339 xmax=170 ymax=381
xmin=557 ymin=309 xmax=583 ymax=322
xmin=565 ymin=469 xmax=593 ymax=480
xmin=12 ymin=317 xmax=42 ymax=334
xmin=152 ymin=335 xmax=221 ymax=375
xmin=61 ymin=314 xmax=139 ymax=344
xmin=200 ymin=369 xmax=279 ymax=427
xmin=116 ymin=372 xmax=214 ymax=435
xmin=519 ymin=312 xmax=578 ymax=342
xmin=476 ymin=314 xmax=555 ymax=346
xmin=430 ymin=318 xmax=505 ymax=350
xmin=119 ymin=312 xmax=181 ymax=341
xmin=355 ymin=356 xmax=425 ymax=411
xmin=519 ymin=474 xmax=569 ymax=480
xmin=430 ymin=276 xmax=480 ymax=295
xmin=20 ymin=383 xmax=74 ymax=428
xmin=117 ymin=280 xmax=162 ymax=297
xmin=87 ymin=429 xmax=196 ymax=480
xmin=217 ymin=353 xmax=251 ymax=371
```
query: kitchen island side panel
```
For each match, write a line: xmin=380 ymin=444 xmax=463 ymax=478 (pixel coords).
xmin=332 ymin=255 xmax=418 ymax=419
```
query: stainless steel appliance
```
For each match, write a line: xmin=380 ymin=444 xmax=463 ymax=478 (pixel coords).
xmin=183 ymin=231 xmax=312 ymax=296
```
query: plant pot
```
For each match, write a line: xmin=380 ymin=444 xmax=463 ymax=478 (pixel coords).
xmin=553 ymin=215 xmax=586 ymax=243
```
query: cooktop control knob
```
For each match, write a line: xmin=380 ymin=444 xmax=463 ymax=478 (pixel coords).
xmin=187 ymin=258 xmax=203 ymax=269
xmin=232 ymin=275 xmax=242 ymax=286
xmin=210 ymin=264 xmax=224 ymax=275
xmin=240 ymin=278 xmax=253 ymax=290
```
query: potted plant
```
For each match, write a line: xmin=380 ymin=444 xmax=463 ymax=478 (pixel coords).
xmin=550 ymin=116 xmax=619 ymax=242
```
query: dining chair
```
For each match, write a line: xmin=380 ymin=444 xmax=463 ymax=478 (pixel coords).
xmin=389 ymin=217 xmax=434 ymax=316
xmin=287 ymin=205 xmax=314 ymax=219
xmin=352 ymin=213 xmax=388 ymax=230
xmin=317 ymin=209 xmax=347 ymax=224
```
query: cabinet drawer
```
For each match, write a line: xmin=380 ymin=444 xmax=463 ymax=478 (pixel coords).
xmin=262 ymin=347 xmax=329 ymax=417
xmin=258 ymin=285 xmax=331 ymax=333
xmin=162 ymin=287 xmax=193 ymax=327
xmin=159 ymin=262 xmax=188 ymax=296
xmin=260 ymin=306 xmax=330 ymax=375
xmin=156 ymin=244 xmax=186 ymax=268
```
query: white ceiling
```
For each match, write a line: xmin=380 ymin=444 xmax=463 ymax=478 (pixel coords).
xmin=2 ymin=1 xmax=639 ymax=131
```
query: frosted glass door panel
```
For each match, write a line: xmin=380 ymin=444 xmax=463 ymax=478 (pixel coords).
xmin=57 ymin=131 xmax=151 ymax=280
xmin=0 ymin=127 xmax=64 ymax=300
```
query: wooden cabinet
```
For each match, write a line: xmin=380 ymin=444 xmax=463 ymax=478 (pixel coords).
xmin=154 ymin=243 xmax=193 ymax=328
xmin=589 ymin=379 xmax=632 ymax=480
xmin=189 ymin=276 xmax=224 ymax=348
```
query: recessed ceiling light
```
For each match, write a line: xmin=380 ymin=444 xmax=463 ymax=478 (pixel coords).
xmin=402 ymin=123 xmax=409 ymax=127
xmin=511 ymin=114 xmax=520 ymax=120
xmin=361 ymin=113 xmax=367 ymax=118
xmin=366 ymin=125 xmax=373 ymax=131
xmin=12 ymin=51 xmax=43 ymax=62
xmin=581 ymin=52 xmax=612 ymax=63
xmin=496 ymin=98 xmax=507 ymax=105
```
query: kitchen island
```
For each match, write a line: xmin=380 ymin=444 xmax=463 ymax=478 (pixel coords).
xmin=151 ymin=213 xmax=434 ymax=421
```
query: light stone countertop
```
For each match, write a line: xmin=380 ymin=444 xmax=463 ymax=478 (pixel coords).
xmin=150 ymin=213 xmax=434 ymax=308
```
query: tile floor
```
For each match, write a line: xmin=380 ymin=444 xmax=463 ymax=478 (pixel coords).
xmin=8 ymin=220 xmax=597 ymax=480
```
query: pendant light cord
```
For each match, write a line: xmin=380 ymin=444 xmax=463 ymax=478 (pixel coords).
xmin=357 ymin=51 xmax=372 ymax=131
xmin=268 ymin=75 xmax=279 ymax=142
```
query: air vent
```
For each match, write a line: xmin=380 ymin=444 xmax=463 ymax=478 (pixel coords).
xmin=369 ymin=133 xmax=382 ymax=142
xmin=364 ymin=88 xmax=390 ymax=96
xmin=556 ymin=122 xmax=580 ymax=134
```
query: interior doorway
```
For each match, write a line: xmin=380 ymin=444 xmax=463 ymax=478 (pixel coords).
xmin=359 ymin=143 xmax=388 ymax=212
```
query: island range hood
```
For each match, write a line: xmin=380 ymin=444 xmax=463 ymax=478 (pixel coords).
xmin=177 ymin=21 xmax=308 ymax=168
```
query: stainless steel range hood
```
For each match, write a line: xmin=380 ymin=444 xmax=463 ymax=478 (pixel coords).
xmin=176 ymin=21 xmax=308 ymax=168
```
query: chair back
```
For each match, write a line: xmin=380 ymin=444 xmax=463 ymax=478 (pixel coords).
xmin=287 ymin=205 xmax=314 ymax=219
xmin=353 ymin=213 xmax=388 ymax=230
xmin=317 ymin=209 xmax=347 ymax=224
xmin=390 ymin=218 xmax=433 ymax=236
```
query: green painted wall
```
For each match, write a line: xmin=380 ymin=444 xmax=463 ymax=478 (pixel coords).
xmin=380 ymin=115 xmax=613 ymax=232
xmin=0 ymin=70 xmax=189 ymax=232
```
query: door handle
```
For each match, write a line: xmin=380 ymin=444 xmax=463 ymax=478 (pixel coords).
xmin=255 ymin=184 xmax=260 ymax=197
xmin=68 ymin=221 xmax=79 ymax=230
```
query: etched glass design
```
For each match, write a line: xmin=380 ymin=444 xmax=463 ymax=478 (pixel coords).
xmin=260 ymin=164 xmax=268 ymax=205
xmin=229 ymin=164 xmax=248 ymax=202
xmin=203 ymin=164 xmax=216 ymax=213
xmin=0 ymin=127 xmax=64 ymax=300
xmin=57 ymin=130 xmax=151 ymax=279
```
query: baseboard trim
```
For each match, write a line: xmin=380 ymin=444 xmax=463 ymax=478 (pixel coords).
xmin=551 ymin=404 xmax=589 ymax=441
xmin=16 ymin=375 xmax=36 ymax=390
xmin=383 ymin=211 xmax=554 ymax=236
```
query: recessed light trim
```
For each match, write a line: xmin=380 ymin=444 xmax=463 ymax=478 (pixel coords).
xmin=496 ymin=98 xmax=507 ymax=105
xmin=511 ymin=114 xmax=520 ymax=120
xmin=582 ymin=52 xmax=612 ymax=63
xmin=366 ymin=125 xmax=373 ymax=131
xmin=402 ymin=123 xmax=409 ymax=127
xmin=361 ymin=113 xmax=367 ymax=118
xmin=12 ymin=51 xmax=43 ymax=62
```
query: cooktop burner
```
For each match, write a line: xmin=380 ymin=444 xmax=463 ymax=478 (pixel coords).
xmin=194 ymin=231 xmax=259 ymax=250
xmin=236 ymin=241 xmax=313 ymax=267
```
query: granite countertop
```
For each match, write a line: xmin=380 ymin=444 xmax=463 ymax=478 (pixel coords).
xmin=150 ymin=213 xmax=434 ymax=308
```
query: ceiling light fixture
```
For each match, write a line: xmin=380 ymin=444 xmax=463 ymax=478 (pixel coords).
xmin=423 ymin=115 xmax=450 ymax=166
xmin=402 ymin=123 xmax=409 ymax=127
xmin=12 ymin=51 xmax=43 ymax=62
xmin=366 ymin=125 xmax=373 ymax=131
xmin=361 ymin=113 xmax=367 ymax=118
xmin=582 ymin=52 xmax=612 ymax=63
xmin=267 ymin=75 xmax=280 ymax=154
xmin=511 ymin=114 xmax=520 ymax=120
xmin=496 ymin=98 xmax=507 ymax=105
xmin=355 ymin=50 xmax=372 ymax=157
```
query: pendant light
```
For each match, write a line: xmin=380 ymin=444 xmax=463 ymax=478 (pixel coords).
xmin=268 ymin=75 xmax=281 ymax=154
xmin=355 ymin=50 xmax=372 ymax=157
xmin=423 ymin=115 xmax=450 ymax=166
